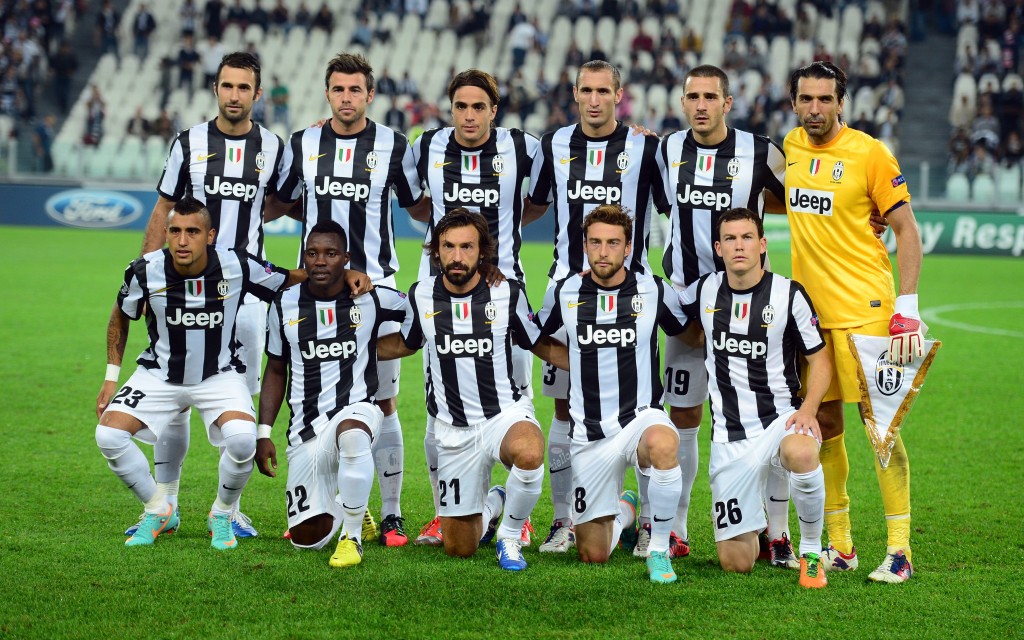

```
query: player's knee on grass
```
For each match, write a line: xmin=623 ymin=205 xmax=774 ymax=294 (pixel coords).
xmin=220 ymin=419 xmax=257 ymax=464
xmin=717 ymin=534 xmax=758 ymax=573
xmin=575 ymin=520 xmax=612 ymax=563
xmin=669 ymin=404 xmax=703 ymax=430
xmin=639 ymin=424 xmax=680 ymax=470
xmin=289 ymin=514 xmax=336 ymax=549
xmin=441 ymin=515 xmax=481 ymax=558
xmin=780 ymin=434 xmax=820 ymax=474
xmin=501 ymin=422 xmax=545 ymax=470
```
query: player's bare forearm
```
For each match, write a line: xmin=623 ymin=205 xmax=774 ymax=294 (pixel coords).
xmin=531 ymin=337 xmax=569 ymax=371
xmin=677 ymin=322 xmax=704 ymax=349
xmin=888 ymin=203 xmax=923 ymax=295
xmin=256 ymin=357 xmax=285 ymax=476
xmin=407 ymin=195 xmax=432 ymax=222
xmin=522 ymin=198 xmax=549 ymax=226
xmin=377 ymin=333 xmax=416 ymax=360
xmin=263 ymin=194 xmax=292 ymax=222
xmin=800 ymin=349 xmax=832 ymax=417
xmin=140 ymin=196 xmax=176 ymax=254
xmin=106 ymin=304 xmax=130 ymax=366
xmin=763 ymin=190 xmax=786 ymax=215
xmin=284 ymin=269 xmax=309 ymax=288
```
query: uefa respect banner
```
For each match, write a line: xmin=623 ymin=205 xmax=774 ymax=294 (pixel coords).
xmin=847 ymin=334 xmax=942 ymax=468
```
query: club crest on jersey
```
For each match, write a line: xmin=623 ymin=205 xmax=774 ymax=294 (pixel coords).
xmin=186 ymin=279 xmax=203 ymax=297
xmin=588 ymin=149 xmax=604 ymax=166
xmin=761 ymin=304 xmax=775 ymax=325
xmin=874 ymin=352 xmax=904 ymax=396
xmin=809 ymin=158 xmax=821 ymax=175
xmin=697 ymin=154 xmax=714 ymax=173
xmin=832 ymin=161 xmax=844 ymax=181
xmin=733 ymin=302 xmax=748 ymax=320
xmin=349 ymin=305 xmax=362 ymax=325
xmin=631 ymin=294 xmax=644 ymax=313
xmin=217 ymin=279 xmax=229 ymax=297
xmin=227 ymin=147 xmax=242 ymax=163
xmin=453 ymin=301 xmax=470 ymax=320
xmin=617 ymin=151 xmax=629 ymax=171
xmin=484 ymin=301 xmax=497 ymax=321
xmin=318 ymin=308 xmax=335 ymax=326
xmin=119 ymin=282 xmax=129 ymax=296
xmin=492 ymin=154 xmax=504 ymax=174
xmin=727 ymin=157 xmax=741 ymax=177
xmin=338 ymin=147 xmax=353 ymax=163
xmin=365 ymin=151 xmax=378 ymax=170
xmin=599 ymin=293 xmax=616 ymax=312
xmin=255 ymin=151 xmax=267 ymax=171
xmin=463 ymin=155 xmax=480 ymax=173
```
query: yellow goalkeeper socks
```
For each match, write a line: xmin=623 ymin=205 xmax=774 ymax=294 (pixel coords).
xmin=877 ymin=434 xmax=912 ymax=561
xmin=820 ymin=433 xmax=853 ymax=554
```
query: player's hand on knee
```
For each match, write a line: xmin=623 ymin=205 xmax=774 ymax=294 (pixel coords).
xmin=255 ymin=437 xmax=278 ymax=478
xmin=785 ymin=410 xmax=821 ymax=443
xmin=96 ymin=380 xmax=117 ymax=419
xmin=887 ymin=295 xmax=927 ymax=365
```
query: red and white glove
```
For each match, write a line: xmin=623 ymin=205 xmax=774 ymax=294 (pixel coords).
xmin=888 ymin=294 xmax=928 ymax=365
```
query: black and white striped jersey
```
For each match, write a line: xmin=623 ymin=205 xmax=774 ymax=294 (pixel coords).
xmin=276 ymin=120 xmax=423 ymax=280
xmin=657 ymin=127 xmax=785 ymax=287
xmin=266 ymin=284 xmax=407 ymax=446
xmin=116 ymin=248 xmax=289 ymax=385
xmin=528 ymin=122 xmax=665 ymax=280
xmin=157 ymin=119 xmax=285 ymax=259
xmin=537 ymin=272 xmax=687 ymax=443
xmin=401 ymin=278 xmax=541 ymax=426
xmin=413 ymin=127 xmax=539 ymax=282
xmin=681 ymin=271 xmax=825 ymax=443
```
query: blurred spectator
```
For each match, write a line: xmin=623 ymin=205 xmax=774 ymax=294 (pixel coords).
xmin=644 ymin=107 xmax=662 ymax=133
xmin=95 ymin=0 xmax=120 ymax=64
xmin=294 ymin=1 xmax=312 ymax=32
xmin=250 ymin=0 xmax=270 ymax=33
xmin=851 ymin=112 xmax=877 ymax=137
xmin=377 ymin=69 xmax=397 ymax=96
xmin=631 ymin=27 xmax=654 ymax=53
xmin=966 ymin=144 xmax=996 ymax=179
xmin=877 ymin=77 xmax=905 ymax=116
xmin=999 ymin=81 xmax=1023 ymax=136
xmin=0 ymin=67 xmax=20 ymax=118
xmin=226 ymin=0 xmax=249 ymax=30
xmin=311 ymin=3 xmax=334 ymax=33
xmin=152 ymin=108 xmax=175 ymax=143
xmin=384 ymin=97 xmax=405 ymax=131
xmin=351 ymin=15 xmax=372 ymax=46
xmin=270 ymin=0 xmax=291 ymax=35
xmin=204 ymin=0 xmax=225 ymax=39
xmin=508 ymin=15 xmax=536 ymax=72
xmin=126 ymin=106 xmax=151 ymax=138
xmin=178 ymin=34 xmax=201 ymax=96
xmin=83 ymin=84 xmax=105 ymax=146
xmin=32 ymin=114 xmax=54 ymax=172
xmin=48 ymin=39 xmax=77 ymax=114
xmin=201 ymin=35 xmax=226 ymax=88
xmin=159 ymin=55 xmax=175 ymax=108
xmin=132 ymin=3 xmax=157 ymax=60
xmin=180 ymin=0 xmax=199 ymax=38
xmin=957 ymin=0 xmax=979 ymax=26
xmin=590 ymin=40 xmax=607 ymax=62
xmin=565 ymin=41 xmax=584 ymax=68
xmin=406 ymin=0 xmax=428 ymax=26
xmin=971 ymin=98 xmax=1000 ymax=149
xmin=270 ymin=75 xmax=290 ymax=131
xmin=397 ymin=71 xmax=418 ymax=98
xmin=1001 ymin=130 xmax=1023 ymax=165
xmin=949 ymin=93 xmax=976 ymax=130
xmin=508 ymin=3 xmax=527 ymax=30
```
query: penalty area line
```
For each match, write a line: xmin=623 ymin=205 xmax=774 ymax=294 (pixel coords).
xmin=922 ymin=302 xmax=1024 ymax=339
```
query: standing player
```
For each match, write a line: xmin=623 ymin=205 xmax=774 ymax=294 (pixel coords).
xmin=96 ymin=197 xmax=304 ymax=550
xmin=680 ymin=207 xmax=830 ymax=588
xmin=275 ymin=53 xmax=428 ymax=546
xmin=410 ymin=68 xmax=543 ymax=545
xmin=255 ymin=221 xmax=409 ymax=567
xmin=536 ymin=204 xmax=686 ymax=584
xmin=656 ymin=64 xmax=795 ymax=565
xmin=377 ymin=209 xmax=569 ymax=571
xmin=526 ymin=60 xmax=663 ymax=554
xmin=131 ymin=51 xmax=286 ymax=539
xmin=785 ymin=61 xmax=924 ymax=583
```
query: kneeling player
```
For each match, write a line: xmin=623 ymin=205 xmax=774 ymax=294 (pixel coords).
xmin=378 ymin=209 xmax=568 ymax=571
xmin=535 ymin=204 xmax=685 ymax=584
xmin=95 ymin=197 xmax=305 ymax=550
xmin=255 ymin=221 xmax=408 ymax=568
xmin=680 ymin=208 xmax=830 ymax=588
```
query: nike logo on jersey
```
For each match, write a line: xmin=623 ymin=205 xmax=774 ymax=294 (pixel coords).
xmin=288 ymin=317 xmax=306 ymax=326
xmin=568 ymin=301 xmax=586 ymax=308
xmin=704 ymin=305 xmax=720 ymax=313
xmin=196 ymin=153 xmax=217 ymax=162
xmin=151 ymin=283 xmax=179 ymax=295
xmin=309 ymin=153 xmax=327 ymax=160
xmin=671 ymin=161 xmax=688 ymax=167
xmin=560 ymin=156 xmax=577 ymax=164
xmin=383 ymin=470 xmax=402 ymax=478
xmin=788 ymin=161 xmax=798 ymax=166
xmin=434 ymin=161 xmax=452 ymax=168
xmin=425 ymin=311 xmax=442 ymax=318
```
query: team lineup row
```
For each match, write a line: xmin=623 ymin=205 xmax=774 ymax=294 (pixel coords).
xmin=95 ymin=51 xmax=927 ymax=587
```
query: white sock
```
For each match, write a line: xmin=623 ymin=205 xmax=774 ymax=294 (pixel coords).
xmin=635 ymin=464 xmax=651 ymax=528
xmin=154 ymin=409 xmax=190 ymax=485
xmin=337 ymin=428 xmax=374 ymax=543
xmin=424 ymin=416 xmax=441 ymax=516
xmin=675 ymin=426 xmax=699 ymax=540
xmin=216 ymin=420 xmax=256 ymax=510
xmin=765 ymin=463 xmax=791 ymax=541
xmin=607 ymin=500 xmax=632 ymax=556
xmin=497 ymin=465 xmax=544 ymax=540
xmin=790 ymin=466 xmax=825 ymax=557
xmin=96 ymin=425 xmax=163 ymax=511
xmin=373 ymin=411 xmax=404 ymax=518
xmin=547 ymin=418 xmax=572 ymax=523
xmin=648 ymin=466 xmax=683 ymax=554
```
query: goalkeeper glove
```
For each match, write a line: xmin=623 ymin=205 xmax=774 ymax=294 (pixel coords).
xmin=888 ymin=294 xmax=928 ymax=365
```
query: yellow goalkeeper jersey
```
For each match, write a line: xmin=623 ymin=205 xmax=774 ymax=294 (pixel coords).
xmin=783 ymin=124 xmax=911 ymax=329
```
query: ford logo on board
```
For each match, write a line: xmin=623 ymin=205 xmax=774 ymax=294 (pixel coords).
xmin=44 ymin=190 xmax=144 ymax=228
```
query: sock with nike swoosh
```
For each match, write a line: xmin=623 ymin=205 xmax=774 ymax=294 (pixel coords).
xmin=765 ymin=461 xmax=791 ymax=541
xmin=648 ymin=465 xmax=683 ymax=554
xmin=790 ymin=465 xmax=825 ymax=557
xmin=673 ymin=426 xmax=699 ymax=540
xmin=154 ymin=408 xmax=190 ymax=511
xmin=373 ymin=411 xmax=404 ymax=518
xmin=337 ymin=428 xmax=374 ymax=543
xmin=497 ymin=464 xmax=544 ymax=541
xmin=215 ymin=420 xmax=257 ymax=511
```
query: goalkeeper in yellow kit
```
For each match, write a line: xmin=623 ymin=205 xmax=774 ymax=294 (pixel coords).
xmin=784 ymin=61 xmax=926 ymax=583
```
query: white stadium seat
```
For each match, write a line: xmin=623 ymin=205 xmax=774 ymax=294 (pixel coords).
xmin=971 ymin=174 xmax=996 ymax=202
xmin=945 ymin=173 xmax=970 ymax=201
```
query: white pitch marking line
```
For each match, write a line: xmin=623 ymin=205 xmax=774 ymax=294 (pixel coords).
xmin=922 ymin=302 xmax=1024 ymax=339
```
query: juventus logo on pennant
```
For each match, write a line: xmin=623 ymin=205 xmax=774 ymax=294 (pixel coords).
xmin=319 ymin=308 xmax=335 ymax=326
xmin=588 ymin=149 xmax=604 ymax=166
xmin=697 ymin=154 xmax=714 ymax=173
xmin=186 ymin=279 xmax=203 ymax=297
xmin=227 ymin=147 xmax=242 ymax=163
xmin=453 ymin=301 xmax=470 ymax=320
xmin=599 ymin=293 xmax=616 ymax=312
xmin=733 ymin=302 xmax=749 ymax=320
xmin=463 ymin=155 xmax=479 ymax=173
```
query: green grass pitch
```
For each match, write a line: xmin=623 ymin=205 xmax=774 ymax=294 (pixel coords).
xmin=0 ymin=225 xmax=1021 ymax=639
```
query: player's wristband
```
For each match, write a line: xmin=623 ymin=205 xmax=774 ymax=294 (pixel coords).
xmin=105 ymin=364 xmax=120 ymax=382
xmin=257 ymin=424 xmax=273 ymax=440
xmin=894 ymin=294 xmax=919 ymax=318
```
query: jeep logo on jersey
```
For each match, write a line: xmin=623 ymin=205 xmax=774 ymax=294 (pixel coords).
xmin=577 ymin=322 xmax=637 ymax=348
xmin=492 ymin=154 xmax=504 ymax=174
xmin=436 ymin=332 xmax=493 ymax=357
xmin=205 ymin=175 xmax=259 ymax=202
xmin=166 ymin=307 xmax=224 ymax=328
xmin=832 ymin=161 xmax=844 ymax=181
xmin=44 ymin=189 xmax=145 ymax=229
xmin=874 ymin=352 xmax=904 ymax=396
xmin=566 ymin=180 xmax=621 ymax=204
xmin=712 ymin=331 xmax=767 ymax=359
xmin=788 ymin=187 xmax=834 ymax=216
xmin=677 ymin=183 xmax=732 ymax=210
xmin=442 ymin=182 xmax=500 ymax=207
xmin=314 ymin=176 xmax=371 ymax=202
xmin=299 ymin=338 xmax=358 ymax=361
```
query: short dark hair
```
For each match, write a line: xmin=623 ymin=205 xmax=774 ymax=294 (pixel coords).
xmin=789 ymin=60 xmax=847 ymax=103
xmin=216 ymin=52 xmax=261 ymax=91
xmin=717 ymin=207 xmax=764 ymax=238
xmin=582 ymin=204 xmax=633 ymax=244
xmin=425 ymin=208 xmax=496 ymax=268
xmin=685 ymin=64 xmax=730 ymax=98
xmin=324 ymin=52 xmax=374 ymax=92
xmin=447 ymin=68 xmax=499 ymax=108
xmin=308 ymin=220 xmax=348 ymax=252
xmin=169 ymin=195 xmax=212 ymax=230
xmin=576 ymin=60 xmax=622 ymax=91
